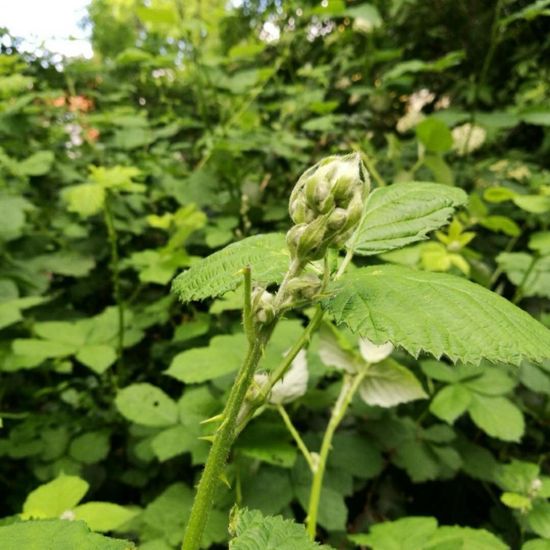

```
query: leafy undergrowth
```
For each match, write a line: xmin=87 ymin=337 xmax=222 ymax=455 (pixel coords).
xmin=1 ymin=1 xmax=550 ymax=549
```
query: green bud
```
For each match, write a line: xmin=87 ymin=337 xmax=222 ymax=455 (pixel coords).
xmin=296 ymin=216 xmax=329 ymax=261
xmin=252 ymin=288 xmax=276 ymax=324
xmin=285 ymin=273 xmax=322 ymax=301
xmin=341 ymin=193 xmax=363 ymax=232
xmin=327 ymin=208 xmax=348 ymax=231
xmin=289 ymin=196 xmax=314 ymax=224
xmin=286 ymin=224 xmax=308 ymax=256
xmin=332 ymin=175 xmax=356 ymax=205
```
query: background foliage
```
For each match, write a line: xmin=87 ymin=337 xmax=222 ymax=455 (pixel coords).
xmin=1 ymin=0 xmax=549 ymax=548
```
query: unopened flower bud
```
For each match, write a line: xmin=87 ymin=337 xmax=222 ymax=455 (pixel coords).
xmin=285 ymin=273 xmax=323 ymax=301
xmin=252 ymin=288 xmax=276 ymax=324
xmin=341 ymin=194 xmax=363 ymax=233
xmin=286 ymin=224 xmax=308 ymax=255
xmin=289 ymin=196 xmax=314 ymax=224
xmin=296 ymin=216 xmax=329 ymax=261
xmin=327 ymin=208 xmax=348 ymax=231
xmin=332 ymin=175 xmax=356 ymax=205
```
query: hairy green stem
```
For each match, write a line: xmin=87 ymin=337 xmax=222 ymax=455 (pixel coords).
xmin=103 ymin=196 xmax=124 ymax=372
xmin=235 ymin=306 xmax=324 ymax=435
xmin=181 ymin=333 xmax=269 ymax=550
xmin=306 ymin=370 xmax=368 ymax=539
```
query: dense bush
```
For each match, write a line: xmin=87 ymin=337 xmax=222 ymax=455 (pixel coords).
xmin=0 ymin=1 xmax=549 ymax=548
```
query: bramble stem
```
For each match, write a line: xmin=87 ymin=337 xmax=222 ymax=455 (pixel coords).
xmin=306 ymin=369 xmax=368 ymax=539
xmin=181 ymin=333 xmax=269 ymax=550
xmin=103 ymin=195 xmax=124 ymax=374
xmin=235 ymin=306 xmax=324 ymax=435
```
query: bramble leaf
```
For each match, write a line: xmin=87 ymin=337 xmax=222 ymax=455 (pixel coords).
xmin=229 ymin=508 xmax=332 ymax=550
xmin=172 ymin=233 xmax=290 ymax=303
xmin=359 ymin=359 xmax=427 ymax=407
xmin=349 ymin=182 xmax=467 ymax=256
xmin=323 ymin=265 xmax=550 ymax=365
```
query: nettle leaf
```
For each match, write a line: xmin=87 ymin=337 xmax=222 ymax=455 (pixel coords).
xmin=115 ymin=383 xmax=178 ymax=427
xmin=229 ymin=508 xmax=332 ymax=550
xmin=172 ymin=233 xmax=289 ymax=303
xmin=359 ymin=359 xmax=427 ymax=407
xmin=323 ymin=265 xmax=550 ymax=365
xmin=0 ymin=520 xmax=134 ymax=550
xmin=349 ymin=182 xmax=467 ymax=255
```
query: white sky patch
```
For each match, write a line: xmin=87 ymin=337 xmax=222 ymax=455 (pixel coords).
xmin=1 ymin=0 xmax=93 ymax=58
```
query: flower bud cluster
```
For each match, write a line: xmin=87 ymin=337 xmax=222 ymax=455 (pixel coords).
xmin=251 ymin=288 xmax=276 ymax=325
xmin=287 ymin=153 xmax=369 ymax=263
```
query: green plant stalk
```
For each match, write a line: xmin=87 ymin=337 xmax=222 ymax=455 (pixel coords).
xmin=103 ymin=195 xmax=125 ymax=370
xmin=235 ymin=306 xmax=324 ymax=435
xmin=181 ymin=332 xmax=269 ymax=550
xmin=277 ymin=404 xmax=315 ymax=472
xmin=306 ymin=369 xmax=368 ymax=539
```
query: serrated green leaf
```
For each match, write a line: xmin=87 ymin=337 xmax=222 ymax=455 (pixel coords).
xmin=430 ymin=384 xmax=472 ymax=423
xmin=63 ymin=183 xmax=106 ymax=217
xmin=73 ymin=502 xmax=138 ymax=533
xmin=229 ymin=508 xmax=331 ymax=550
xmin=0 ymin=520 xmax=134 ymax=550
xmin=359 ymin=359 xmax=427 ymax=407
xmin=172 ymin=233 xmax=289 ymax=303
xmin=323 ymin=265 xmax=550 ymax=365
xmin=115 ymin=383 xmax=178 ymax=427
xmin=23 ymin=475 xmax=89 ymax=519
xmin=468 ymin=395 xmax=524 ymax=442
xmin=350 ymin=183 xmax=467 ymax=256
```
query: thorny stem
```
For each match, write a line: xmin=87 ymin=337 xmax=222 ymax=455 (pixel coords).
xmin=181 ymin=332 xmax=271 ymax=550
xmin=306 ymin=369 xmax=369 ymax=540
xmin=235 ymin=306 xmax=325 ymax=436
xmin=277 ymin=404 xmax=315 ymax=472
xmin=103 ymin=194 xmax=125 ymax=374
